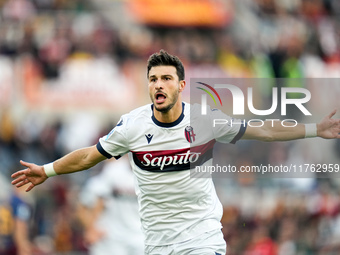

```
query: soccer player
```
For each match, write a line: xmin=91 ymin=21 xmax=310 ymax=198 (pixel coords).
xmin=0 ymin=173 xmax=32 ymax=255
xmin=77 ymin=156 xmax=144 ymax=255
xmin=11 ymin=50 xmax=340 ymax=255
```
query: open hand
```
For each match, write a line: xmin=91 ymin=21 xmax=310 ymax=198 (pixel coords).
xmin=11 ymin=160 xmax=48 ymax=192
xmin=317 ymin=110 xmax=340 ymax=139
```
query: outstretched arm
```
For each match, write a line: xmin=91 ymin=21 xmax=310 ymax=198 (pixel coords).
xmin=11 ymin=145 xmax=107 ymax=192
xmin=242 ymin=110 xmax=340 ymax=142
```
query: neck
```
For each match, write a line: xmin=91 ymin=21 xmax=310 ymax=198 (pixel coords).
xmin=153 ymin=101 xmax=183 ymax=123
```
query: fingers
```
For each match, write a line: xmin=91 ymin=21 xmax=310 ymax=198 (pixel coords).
xmin=26 ymin=183 xmax=35 ymax=192
xmin=12 ymin=160 xmax=33 ymax=179
xmin=11 ymin=174 xmax=27 ymax=185
xmin=11 ymin=169 xmax=28 ymax=179
xmin=12 ymin=160 xmax=33 ymax=183
xmin=12 ymin=173 xmax=35 ymax=191
xmin=12 ymin=160 xmax=42 ymax=192
xmin=20 ymin=160 xmax=34 ymax=168
xmin=328 ymin=109 xmax=337 ymax=119
xmin=14 ymin=179 xmax=29 ymax=188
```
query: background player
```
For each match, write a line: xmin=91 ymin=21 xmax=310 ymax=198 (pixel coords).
xmin=0 ymin=173 xmax=33 ymax=255
xmin=77 ymin=155 xmax=144 ymax=255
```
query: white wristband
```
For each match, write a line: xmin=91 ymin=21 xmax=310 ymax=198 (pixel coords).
xmin=43 ymin=163 xmax=58 ymax=177
xmin=305 ymin=123 xmax=317 ymax=138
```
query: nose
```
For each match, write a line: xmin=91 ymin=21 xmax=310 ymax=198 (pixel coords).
xmin=154 ymin=79 xmax=163 ymax=90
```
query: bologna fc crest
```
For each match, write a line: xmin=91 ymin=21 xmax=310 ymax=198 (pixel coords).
xmin=185 ymin=126 xmax=196 ymax=143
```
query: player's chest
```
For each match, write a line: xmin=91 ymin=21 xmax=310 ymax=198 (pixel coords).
xmin=129 ymin=124 xmax=202 ymax=151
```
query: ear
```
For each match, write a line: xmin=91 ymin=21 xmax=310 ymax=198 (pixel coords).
xmin=179 ymin=80 xmax=186 ymax=92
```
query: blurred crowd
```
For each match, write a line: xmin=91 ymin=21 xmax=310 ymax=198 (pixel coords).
xmin=1 ymin=0 xmax=340 ymax=79
xmin=1 ymin=0 xmax=340 ymax=254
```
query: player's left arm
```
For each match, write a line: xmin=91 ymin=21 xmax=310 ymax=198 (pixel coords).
xmin=242 ymin=110 xmax=340 ymax=142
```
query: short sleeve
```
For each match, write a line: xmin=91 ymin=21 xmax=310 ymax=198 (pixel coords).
xmin=97 ymin=116 xmax=130 ymax=159
xmin=208 ymin=108 xmax=247 ymax=144
xmin=16 ymin=204 xmax=30 ymax=221
xmin=11 ymin=196 xmax=31 ymax=221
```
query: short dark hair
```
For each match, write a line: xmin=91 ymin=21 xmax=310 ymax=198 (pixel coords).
xmin=147 ymin=50 xmax=185 ymax=81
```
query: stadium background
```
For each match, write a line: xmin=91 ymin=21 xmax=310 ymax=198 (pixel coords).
xmin=1 ymin=0 xmax=340 ymax=254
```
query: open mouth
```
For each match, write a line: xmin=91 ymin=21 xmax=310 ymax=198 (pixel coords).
xmin=155 ymin=92 xmax=167 ymax=104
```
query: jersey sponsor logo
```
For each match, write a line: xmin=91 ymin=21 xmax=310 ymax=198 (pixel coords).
xmin=185 ymin=126 xmax=196 ymax=143
xmin=142 ymin=150 xmax=200 ymax=170
xmin=132 ymin=140 xmax=216 ymax=172
xmin=145 ymin=134 xmax=154 ymax=144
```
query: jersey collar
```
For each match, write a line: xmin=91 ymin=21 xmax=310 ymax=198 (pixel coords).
xmin=151 ymin=102 xmax=185 ymax=128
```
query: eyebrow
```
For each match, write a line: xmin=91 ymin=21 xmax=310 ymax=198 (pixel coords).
xmin=149 ymin=74 xmax=174 ymax=79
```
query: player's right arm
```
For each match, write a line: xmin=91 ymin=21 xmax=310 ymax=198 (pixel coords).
xmin=11 ymin=145 xmax=107 ymax=192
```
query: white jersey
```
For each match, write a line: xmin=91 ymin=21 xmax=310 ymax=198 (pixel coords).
xmin=97 ymin=102 xmax=246 ymax=245
xmin=79 ymin=157 xmax=144 ymax=254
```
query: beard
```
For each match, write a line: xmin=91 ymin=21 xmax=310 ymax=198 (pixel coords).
xmin=151 ymin=89 xmax=179 ymax=113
